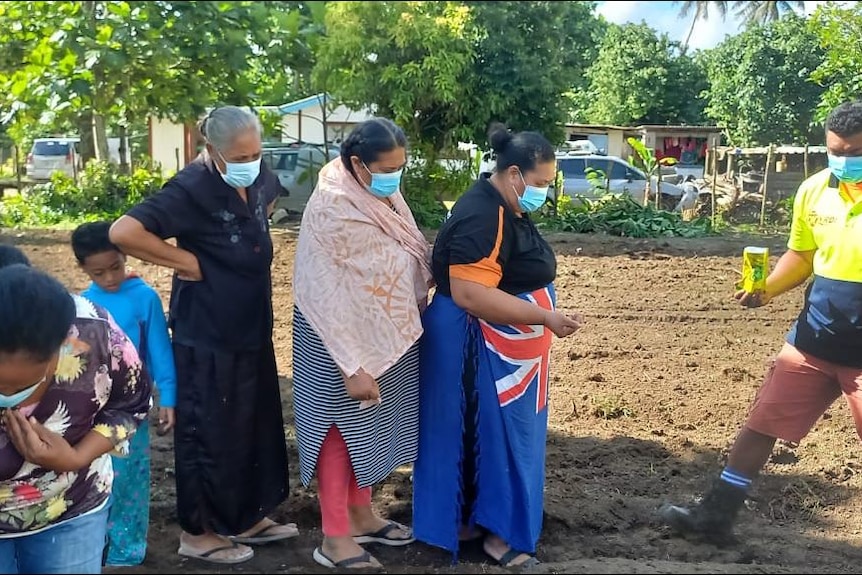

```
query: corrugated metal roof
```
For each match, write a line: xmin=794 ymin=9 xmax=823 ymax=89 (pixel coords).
xmin=566 ymin=122 xmax=723 ymax=132
xmin=276 ymin=94 xmax=328 ymax=115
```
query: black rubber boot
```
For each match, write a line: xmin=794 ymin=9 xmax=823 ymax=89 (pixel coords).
xmin=659 ymin=481 xmax=747 ymax=541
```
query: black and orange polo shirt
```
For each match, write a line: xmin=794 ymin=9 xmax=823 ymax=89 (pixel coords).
xmin=432 ymin=174 xmax=557 ymax=297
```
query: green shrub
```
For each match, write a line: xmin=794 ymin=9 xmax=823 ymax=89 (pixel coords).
xmin=402 ymin=149 xmax=477 ymax=228
xmin=1 ymin=160 xmax=164 ymax=227
xmin=546 ymin=193 xmax=713 ymax=238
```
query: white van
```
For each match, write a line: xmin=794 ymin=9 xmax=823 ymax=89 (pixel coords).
xmin=26 ymin=138 xmax=81 ymax=181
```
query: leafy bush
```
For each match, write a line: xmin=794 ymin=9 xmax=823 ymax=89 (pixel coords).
xmin=402 ymin=149 xmax=477 ymax=228
xmin=1 ymin=160 xmax=164 ymax=227
xmin=548 ymin=193 xmax=713 ymax=238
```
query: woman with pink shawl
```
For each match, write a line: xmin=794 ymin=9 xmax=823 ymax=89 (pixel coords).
xmin=292 ymin=118 xmax=433 ymax=570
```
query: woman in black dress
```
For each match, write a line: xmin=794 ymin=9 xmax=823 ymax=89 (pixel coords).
xmin=111 ymin=106 xmax=295 ymax=564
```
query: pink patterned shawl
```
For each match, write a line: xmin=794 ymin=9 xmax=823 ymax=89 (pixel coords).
xmin=293 ymin=158 xmax=433 ymax=378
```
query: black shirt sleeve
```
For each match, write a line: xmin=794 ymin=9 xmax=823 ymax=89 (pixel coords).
xmin=126 ymin=179 xmax=197 ymax=240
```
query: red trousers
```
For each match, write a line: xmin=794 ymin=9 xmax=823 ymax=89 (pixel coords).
xmin=317 ymin=426 xmax=372 ymax=537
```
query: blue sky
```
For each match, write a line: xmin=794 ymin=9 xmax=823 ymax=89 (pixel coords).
xmin=595 ymin=1 xmax=829 ymax=51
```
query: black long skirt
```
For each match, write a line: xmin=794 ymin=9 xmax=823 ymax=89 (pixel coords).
xmin=173 ymin=342 xmax=289 ymax=536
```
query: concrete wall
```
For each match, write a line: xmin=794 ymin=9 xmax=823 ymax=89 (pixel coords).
xmin=149 ymin=117 xmax=187 ymax=176
xmin=607 ymin=130 xmax=627 ymax=158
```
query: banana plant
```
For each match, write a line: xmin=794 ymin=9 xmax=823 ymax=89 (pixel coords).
xmin=627 ymin=137 xmax=678 ymax=209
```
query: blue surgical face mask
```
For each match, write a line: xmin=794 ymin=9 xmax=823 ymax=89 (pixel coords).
xmin=363 ymin=162 xmax=403 ymax=198
xmin=0 ymin=377 xmax=45 ymax=409
xmin=828 ymin=154 xmax=862 ymax=184
xmin=218 ymin=152 xmax=261 ymax=189
xmin=516 ymin=170 xmax=549 ymax=213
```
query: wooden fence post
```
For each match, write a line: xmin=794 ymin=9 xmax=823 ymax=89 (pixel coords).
xmin=14 ymin=145 xmax=21 ymax=193
xmin=760 ymin=145 xmax=774 ymax=228
xmin=710 ymin=148 xmax=718 ymax=228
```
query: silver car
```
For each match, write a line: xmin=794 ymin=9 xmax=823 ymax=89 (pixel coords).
xmin=555 ymin=154 xmax=684 ymax=205
xmin=262 ymin=143 xmax=340 ymax=214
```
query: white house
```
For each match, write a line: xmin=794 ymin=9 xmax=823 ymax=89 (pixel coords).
xmin=146 ymin=94 xmax=374 ymax=175
xmin=147 ymin=116 xmax=197 ymax=176
xmin=276 ymin=93 xmax=374 ymax=146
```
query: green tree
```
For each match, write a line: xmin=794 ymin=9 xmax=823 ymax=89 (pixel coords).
xmin=315 ymin=1 xmax=605 ymax=149
xmin=809 ymin=2 xmax=862 ymax=120
xmin=0 ymin=1 xmax=305 ymax=161
xmin=314 ymin=1 xmax=476 ymax=152
xmin=576 ymin=23 xmax=707 ymax=126
xmin=701 ymin=14 xmax=824 ymax=146
xmin=459 ymin=1 xmax=604 ymax=144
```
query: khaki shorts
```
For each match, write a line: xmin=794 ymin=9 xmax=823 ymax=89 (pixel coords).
xmin=745 ymin=343 xmax=862 ymax=443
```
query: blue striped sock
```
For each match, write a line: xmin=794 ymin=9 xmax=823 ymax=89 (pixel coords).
xmin=720 ymin=467 xmax=752 ymax=491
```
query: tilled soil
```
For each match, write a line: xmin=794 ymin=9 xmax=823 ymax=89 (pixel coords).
xmin=4 ymin=227 xmax=861 ymax=574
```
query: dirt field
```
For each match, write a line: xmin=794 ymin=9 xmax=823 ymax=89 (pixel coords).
xmin=3 ymin=227 xmax=862 ymax=574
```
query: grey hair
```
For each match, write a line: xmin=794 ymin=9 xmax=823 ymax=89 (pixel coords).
xmin=199 ymin=106 xmax=262 ymax=152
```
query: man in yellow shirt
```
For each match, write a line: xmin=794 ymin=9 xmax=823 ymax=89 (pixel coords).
xmin=661 ymin=101 xmax=862 ymax=540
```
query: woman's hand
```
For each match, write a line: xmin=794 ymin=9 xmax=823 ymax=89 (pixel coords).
xmin=344 ymin=370 xmax=380 ymax=401
xmin=3 ymin=409 xmax=85 ymax=472
xmin=111 ymin=216 xmax=203 ymax=281
xmin=176 ymin=250 xmax=203 ymax=282
xmin=543 ymin=310 xmax=583 ymax=338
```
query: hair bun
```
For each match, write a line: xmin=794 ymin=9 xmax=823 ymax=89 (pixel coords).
xmin=487 ymin=122 xmax=513 ymax=154
xmin=198 ymin=116 xmax=209 ymax=138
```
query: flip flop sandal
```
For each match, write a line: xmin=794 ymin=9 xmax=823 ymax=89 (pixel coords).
xmin=313 ymin=547 xmax=380 ymax=570
xmin=353 ymin=521 xmax=416 ymax=546
xmin=178 ymin=541 xmax=254 ymax=564
xmin=490 ymin=548 xmax=541 ymax=571
xmin=230 ymin=522 xmax=299 ymax=545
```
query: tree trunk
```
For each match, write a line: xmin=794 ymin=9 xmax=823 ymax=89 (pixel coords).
xmin=93 ymin=113 xmax=109 ymax=161
xmin=681 ymin=15 xmax=697 ymax=54
xmin=320 ymin=92 xmax=330 ymax=161
xmin=82 ymin=0 xmax=109 ymax=163
xmin=118 ymin=124 xmax=129 ymax=174
xmin=78 ymin=110 xmax=96 ymax=162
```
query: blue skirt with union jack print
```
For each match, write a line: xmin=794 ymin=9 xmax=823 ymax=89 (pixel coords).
xmin=413 ymin=284 xmax=555 ymax=557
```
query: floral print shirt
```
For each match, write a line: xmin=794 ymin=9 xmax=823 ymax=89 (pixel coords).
xmin=0 ymin=295 xmax=152 ymax=536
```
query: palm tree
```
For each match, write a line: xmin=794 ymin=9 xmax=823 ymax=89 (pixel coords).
xmin=677 ymin=1 xmax=729 ymax=52
xmin=734 ymin=1 xmax=805 ymax=24
xmin=676 ymin=1 xmax=805 ymax=51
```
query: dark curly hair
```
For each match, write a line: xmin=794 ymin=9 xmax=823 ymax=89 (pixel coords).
xmin=826 ymin=101 xmax=862 ymax=139
xmin=0 ymin=244 xmax=30 ymax=269
xmin=0 ymin=265 xmax=75 ymax=362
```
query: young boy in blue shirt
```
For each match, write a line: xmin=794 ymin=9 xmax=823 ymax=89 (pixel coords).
xmin=72 ymin=221 xmax=176 ymax=566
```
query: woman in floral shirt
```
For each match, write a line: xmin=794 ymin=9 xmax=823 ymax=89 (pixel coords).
xmin=0 ymin=260 xmax=152 ymax=574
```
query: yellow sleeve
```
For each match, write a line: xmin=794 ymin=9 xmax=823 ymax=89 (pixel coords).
xmin=787 ymin=184 xmax=817 ymax=252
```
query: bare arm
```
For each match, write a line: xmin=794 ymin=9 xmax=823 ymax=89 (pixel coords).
xmin=450 ymin=277 xmax=582 ymax=339
xmin=110 ymin=216 xmax=201 ymax=280
xmin=71 ymin=431 xmax=115 ymax=468
xmin=766 ymin=249 xmax=815 ymax=299
xmin=451 ymin=277 xmax=550 ymax=325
